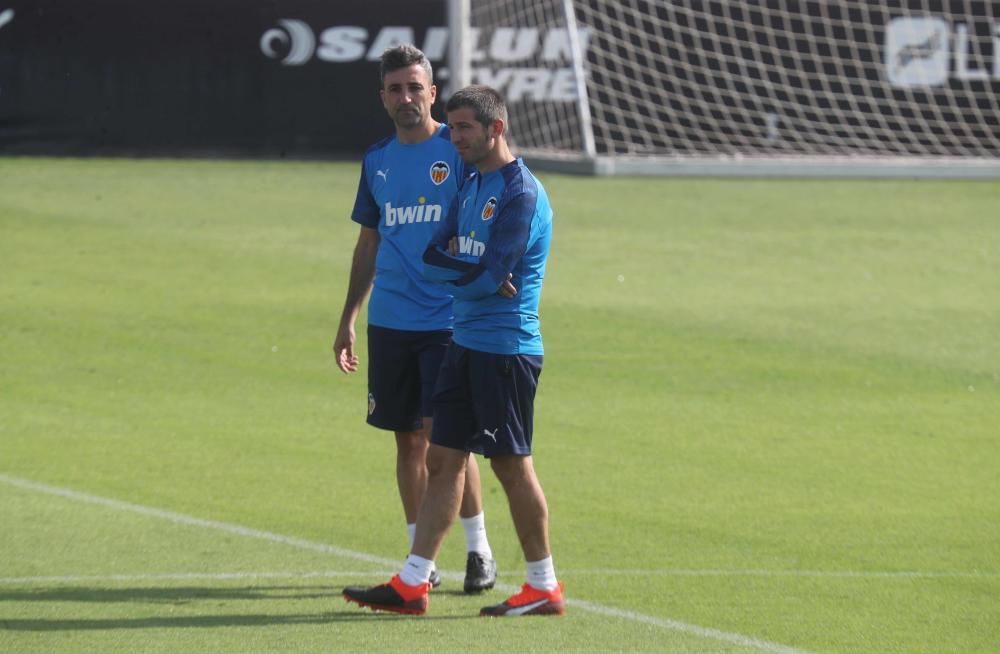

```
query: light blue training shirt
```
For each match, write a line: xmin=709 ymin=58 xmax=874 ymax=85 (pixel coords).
xmin=352 ymin=124 xmax=468 ymax=331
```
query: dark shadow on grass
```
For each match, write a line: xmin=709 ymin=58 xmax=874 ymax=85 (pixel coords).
xmin=0 ymin=585 xmax=488 ymax=631
xmin=0 ymin=611 xmax=472 ymax=631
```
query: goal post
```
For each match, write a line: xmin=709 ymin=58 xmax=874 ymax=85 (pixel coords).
xmin=448 ymin=0 xmax=1000 ymax=178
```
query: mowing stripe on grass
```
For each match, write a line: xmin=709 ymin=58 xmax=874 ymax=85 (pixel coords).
xmin=0 ymin=472 xmax=814 ymax=654
xmin=0 ymin=572 xmax=398 ymax=585
xmin=5 ymin=567 xmax=993 ymax=587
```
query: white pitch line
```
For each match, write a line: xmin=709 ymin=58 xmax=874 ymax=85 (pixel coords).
xmin=568 ymin=598 xmax=810 ymax=654
xmin=0 ymin=473 xmax=398 ymax=567
xmin=0 ymin=473 xmax=813 ymax=654
xmin=559 ymin=568 xmax=1000 ymax=580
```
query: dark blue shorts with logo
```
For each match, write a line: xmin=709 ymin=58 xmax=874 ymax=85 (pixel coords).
xmin=366 ymin=325 xmax=452 ymax=432
xmin=431 ymin=342 xmax=543 ymax=458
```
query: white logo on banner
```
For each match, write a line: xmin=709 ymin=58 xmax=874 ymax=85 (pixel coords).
xmin=885 ymin=17 xmax=949 ymax=86
xmin=885 ymin=17 xmax=1000 ymax=87
xmin=258 ymin=23 xmax=591 ymax=101
xmin=260 ymin=19 xmax=316 ymax=66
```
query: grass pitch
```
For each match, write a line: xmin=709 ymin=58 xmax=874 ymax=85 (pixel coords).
xmin=1 ymin=157 xmax=998 ymax=653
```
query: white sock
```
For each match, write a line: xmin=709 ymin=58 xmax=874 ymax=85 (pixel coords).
xmin=460 ymin=512 xmax=492 ymax=558
xmin=399 ymin=553 xmax=434 ymax=587
xmin=406 ymin=523 xmax=416 ymax=548
xmin=526 ymin=556 xmax=558 ymax=591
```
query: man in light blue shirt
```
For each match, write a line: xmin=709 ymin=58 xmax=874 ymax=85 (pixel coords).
xmin=344 ymin=85 xmax=563 ymax=617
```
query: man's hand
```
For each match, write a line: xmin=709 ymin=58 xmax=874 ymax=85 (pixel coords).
xmin=333 ymin=322 xmax=360 ymax=373
xmin=447 ymin=236 xmax=460 ymax=256
xmin=498 ymin=273 xmax=517 ymax=298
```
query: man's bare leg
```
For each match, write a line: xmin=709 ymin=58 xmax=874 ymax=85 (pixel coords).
xmin=477 ymin=453 xmax=563 ymax=616
xmin=489 ymin=454 xmax=550 ymax=561
xmin=394 ymin=426 xmax=430 ymax=525
xmin=411 ymin=443 xmax=469 ymax=559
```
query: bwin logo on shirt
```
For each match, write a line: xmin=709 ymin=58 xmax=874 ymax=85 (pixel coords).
xmin=384 ymin=201 xmax=443 ymax=226
xmin=481 ymin=197 xmax=498 ymax=221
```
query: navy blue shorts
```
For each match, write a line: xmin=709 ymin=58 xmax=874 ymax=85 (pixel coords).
xmin=366 ymin=325 xmax=452 ymax=432
xmin=431 ymin=342 xmax=543 ymax=458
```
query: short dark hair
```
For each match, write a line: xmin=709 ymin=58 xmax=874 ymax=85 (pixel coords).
xmin=445 ymin=85 xmax=508 ymax=134
xmin=379 ymin=44 xmax=433 ymax=87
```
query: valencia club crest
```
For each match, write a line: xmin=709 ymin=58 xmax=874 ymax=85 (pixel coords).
xmin=481 ymin=197 xmax=498 ymax=220
xmin=429 ymin=161 xmax=450 ymax=185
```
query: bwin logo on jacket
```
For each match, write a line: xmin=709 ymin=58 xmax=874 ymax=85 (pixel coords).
xmin=429 ymin=161 xmax=450 ymax=185
xmin=457 ymin=234 xmax=486 ymax=257
xmin=481 ymin=197 xmax=498 ymax=221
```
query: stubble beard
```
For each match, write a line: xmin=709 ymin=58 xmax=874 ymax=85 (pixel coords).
xmin=393 ymin=105 xmax=423 ymax=129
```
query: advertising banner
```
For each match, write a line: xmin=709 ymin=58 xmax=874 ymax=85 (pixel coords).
xmin=0 ymin=0 xmax=446 ymax=156
xmin=1 ymin=1 xmax=996 ymax=159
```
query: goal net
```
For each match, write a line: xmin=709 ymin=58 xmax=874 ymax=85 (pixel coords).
xmin=457 ymin=0 xmax=1000 ymax=177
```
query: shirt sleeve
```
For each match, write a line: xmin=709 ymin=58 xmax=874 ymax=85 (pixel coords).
xmin=423 ymin=189 xmax=534 ymax=300
xmin=423 ymin=194 xmax=477 ymax=283
xmin=350 ymin=160 xmax=380 ymax=228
